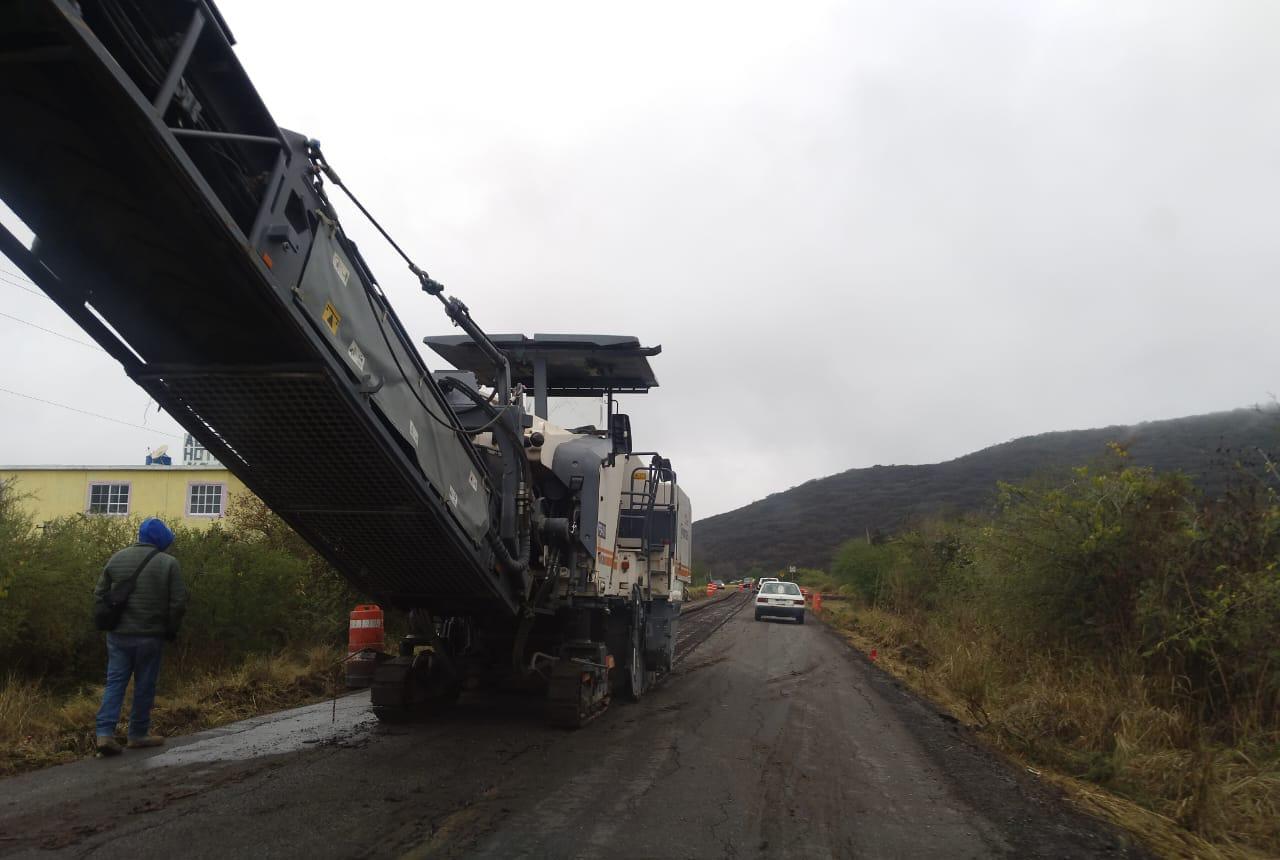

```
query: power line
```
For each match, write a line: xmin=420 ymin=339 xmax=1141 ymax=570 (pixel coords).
xmin=0 ymin=273 xmax=46 ymax=298
xmin=0 ymin=309 xmax=106 ymax=352
xmin=0 ymin=265 xmax=35 ymax=284
xmin=0 ymin=385 xmax=183 ymax=438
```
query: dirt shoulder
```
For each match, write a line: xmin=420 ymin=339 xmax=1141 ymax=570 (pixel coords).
xmin=813 ymin=607 xmax=1243 ymax=860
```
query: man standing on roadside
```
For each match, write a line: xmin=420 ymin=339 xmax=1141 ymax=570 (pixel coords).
xmin=93 ymin=517 xmax=188 ymax=756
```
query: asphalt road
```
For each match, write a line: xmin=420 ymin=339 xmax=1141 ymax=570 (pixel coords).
xmin=0 ymin=594 xmax=1147 ymax=859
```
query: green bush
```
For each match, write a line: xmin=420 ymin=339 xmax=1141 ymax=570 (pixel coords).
xmin=0 ymin=484 xmax=355 ymax=689
xmin=1136 ymin=479 xmax=1280 ymax=727
xmin=980 ymin=454 xmax=1193 ymax=650
xmin=829 ymin=539 xmax=896 ymax=603
xmin=879 ymin=520 xmax=979 ymax=612
xmin=832 ymin=446 xmax=1280 ymax=733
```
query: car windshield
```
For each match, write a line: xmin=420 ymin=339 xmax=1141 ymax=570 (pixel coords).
xmin=761 ymin=582 xmax=801 ymax=596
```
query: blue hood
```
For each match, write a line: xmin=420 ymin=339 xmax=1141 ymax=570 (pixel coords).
xmin=138 ymin=517 xmax=174 ymax=550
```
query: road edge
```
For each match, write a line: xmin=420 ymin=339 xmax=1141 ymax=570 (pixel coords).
xmin=811 ymin=612 xmax=1158 ymax=859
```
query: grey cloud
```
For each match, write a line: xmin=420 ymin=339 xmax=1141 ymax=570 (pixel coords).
xmin=3 ymin=0 xmax=1277 ymax=518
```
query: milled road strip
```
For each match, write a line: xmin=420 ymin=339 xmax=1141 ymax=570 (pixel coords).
xmin=674 ymin=591 xmax=749 ymax=662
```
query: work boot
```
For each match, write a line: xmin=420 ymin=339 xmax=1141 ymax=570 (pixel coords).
xmin=126 ymin=735 xmax=165 ymax=749
xmin=96 ymin=736 xmax=122 ymax=757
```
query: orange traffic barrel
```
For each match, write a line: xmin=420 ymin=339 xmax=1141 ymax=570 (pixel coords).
xmin=346 ymin=604 xmax=385 ymax=688
xmin=707 ymin=582 xmax=717 ymax=596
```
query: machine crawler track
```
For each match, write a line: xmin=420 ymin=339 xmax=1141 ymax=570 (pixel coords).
xmin=370 ymin=656 xmax=459 ymax=723
xmin=545 ymin=660 xmax=611 ymax=729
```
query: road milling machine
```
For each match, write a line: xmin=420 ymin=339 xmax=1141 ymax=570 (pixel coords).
xmin=0 ymin=0 xmax=692 ymax=727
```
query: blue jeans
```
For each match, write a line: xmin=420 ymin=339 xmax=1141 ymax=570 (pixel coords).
xmin=95 ymin=634 xmax=164 ymax=739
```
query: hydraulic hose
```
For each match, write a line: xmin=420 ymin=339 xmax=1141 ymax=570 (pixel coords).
xmin=438 ymin=377 xmax=532 ymax=575
xmin=488 ymin=526 xmax=530 ymax=576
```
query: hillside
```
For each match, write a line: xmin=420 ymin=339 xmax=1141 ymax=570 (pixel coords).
xmin=693 ymin=407 xmax=1280 ymax=578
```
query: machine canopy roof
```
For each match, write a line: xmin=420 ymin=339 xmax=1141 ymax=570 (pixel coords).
xmin=423 ymin=334 xmax=660 ymax=396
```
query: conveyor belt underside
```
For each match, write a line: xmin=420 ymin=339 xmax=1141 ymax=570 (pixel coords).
xmin=0 ymin=2 xmax=507 ymax=612
xmin=140 ymin=369 xmax=497 ymax=602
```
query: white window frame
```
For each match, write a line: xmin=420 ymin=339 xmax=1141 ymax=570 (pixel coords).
xmin=86 ymin=482 xmax=131 ymax=516
xmin=186 ymin=482 xmax=227 ymax=517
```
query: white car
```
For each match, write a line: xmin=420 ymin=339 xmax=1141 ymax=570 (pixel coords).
xmin=754 ymin=581 xmax=806 ymax=624
xmin=755 ymin=576 xmax=779 ymax=593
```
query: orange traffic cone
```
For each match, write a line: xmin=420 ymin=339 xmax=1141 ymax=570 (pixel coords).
xmin=869 ymin=648 xmax=878 ymax=662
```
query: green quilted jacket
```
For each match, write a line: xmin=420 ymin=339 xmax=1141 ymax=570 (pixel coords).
xmin=93 ymin=543 xmax=188 ymax=637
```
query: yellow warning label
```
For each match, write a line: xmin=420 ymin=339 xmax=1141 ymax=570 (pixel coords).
xmin=322 ymin=302 xmax=341 ymax=335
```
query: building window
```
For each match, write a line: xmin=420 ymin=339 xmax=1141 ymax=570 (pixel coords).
xmin=188 ymin=483 xmax=226 ymax=517
xmin=87 ymin=483 xmax=130 ymax=516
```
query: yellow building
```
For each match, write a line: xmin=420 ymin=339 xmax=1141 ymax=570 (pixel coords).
xmin=0 ymin=464 xmax=249 ymax=529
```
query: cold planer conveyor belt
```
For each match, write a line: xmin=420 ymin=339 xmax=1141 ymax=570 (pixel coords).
xmin=0 ymin=0 xmax=520 ymax=615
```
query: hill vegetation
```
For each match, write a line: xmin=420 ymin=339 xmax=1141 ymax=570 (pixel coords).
xmin=693 ymin=407 xmax=1280 ymax=578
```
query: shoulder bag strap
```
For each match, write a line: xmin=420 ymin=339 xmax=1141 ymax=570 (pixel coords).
xmin=120 ymin=547 xmax=162 ymax=588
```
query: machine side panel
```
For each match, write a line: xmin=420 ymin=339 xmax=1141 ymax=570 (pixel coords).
xmin=594 ymin=454 xmax=631 ymax=593
xmin=675 ymin=486 xmax=692 ymax=583
xmin=550 ymin=436 xmax=610 ymax=560
xmin=294 ymin=226 xmax=489 ymax=542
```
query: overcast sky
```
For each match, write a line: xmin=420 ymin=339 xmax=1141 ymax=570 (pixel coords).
xmin=3 ymin=0 xmax=1279 ymax=519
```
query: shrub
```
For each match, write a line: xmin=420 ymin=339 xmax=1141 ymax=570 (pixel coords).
xmin=981 ymin=458 xmax=1189 ymax=649
xmin=879 ymin=519 xmax=980 ymax=612
xmin=829 ymin=539 xmax=896 ymax=603
xmin=1137 ymin=479 xmax=1280 ymax=730
xmin=0 ymin=482 xmax=355 ymax=689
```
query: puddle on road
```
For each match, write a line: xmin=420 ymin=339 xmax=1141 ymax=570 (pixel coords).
xmin=143 ymin=693 xmax=377 ymax=769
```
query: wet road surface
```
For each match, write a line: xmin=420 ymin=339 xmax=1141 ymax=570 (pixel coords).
xmin=0 ymin=594 xmax=1146 ymax=859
